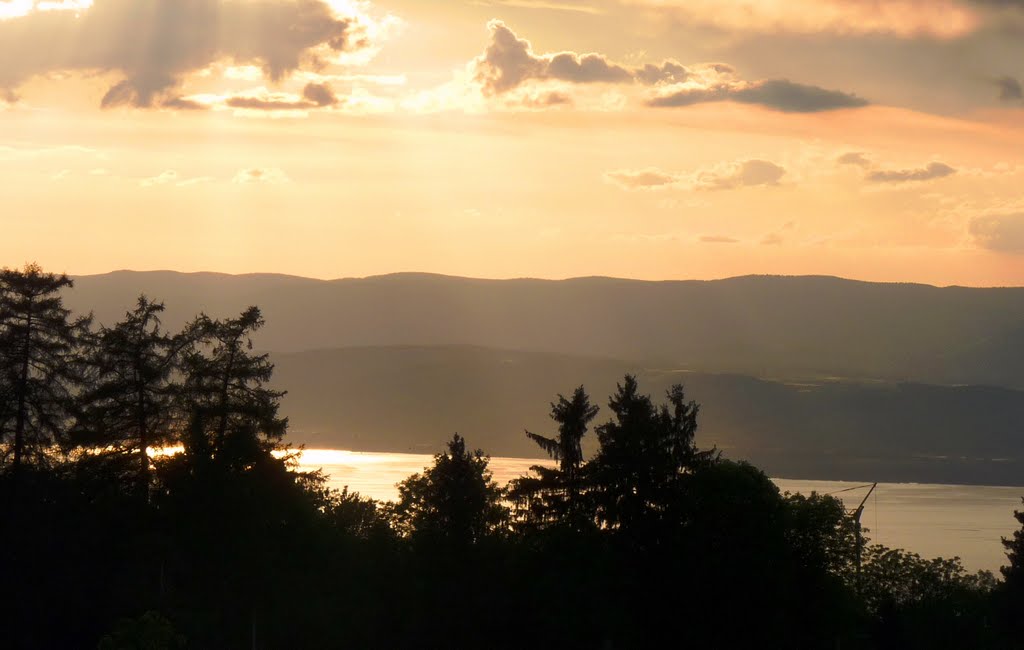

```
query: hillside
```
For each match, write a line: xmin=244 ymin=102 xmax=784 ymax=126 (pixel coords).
xmin=69 ymin=271 xmax=1024 ymax=389
xmin=272 ymin=345 xmax=1024 ymax=486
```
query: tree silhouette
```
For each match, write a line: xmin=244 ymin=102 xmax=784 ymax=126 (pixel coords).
xmin=1003 ymin=503 xmax=1024 ymax=584
xmin=394 ymin=433 xmax=507 ymax=545
xmin=0 ymin=263 xmax=91 ymax=479
xmin=589 ymin=375 xmax=715 ymax=537
xmin=510 ymin=386 xmax=599 ymax=531
xmin=180 ymin=306 xmax=287 ymax=468
xmin=76 ymin=296 xmax=184 ymax=497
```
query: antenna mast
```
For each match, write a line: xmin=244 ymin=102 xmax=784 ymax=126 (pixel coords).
xmin=850 ymin=482 xmax=877 ymax=597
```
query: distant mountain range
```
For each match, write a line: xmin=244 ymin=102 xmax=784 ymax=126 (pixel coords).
xmin=64 ymin=271 xmax=1024 ymax=485
xmin=69 ymin=271 xmax=1024 ymax=389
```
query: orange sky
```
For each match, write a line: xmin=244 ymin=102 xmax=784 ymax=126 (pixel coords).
xmin=2 ymin=0 xmax=1024 ymax=286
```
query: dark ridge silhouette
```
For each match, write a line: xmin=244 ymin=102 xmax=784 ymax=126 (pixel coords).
xmin=67 ymin=270 xmax=1024 ymax=389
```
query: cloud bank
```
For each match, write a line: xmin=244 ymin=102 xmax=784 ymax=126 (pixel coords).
xmin=624 ymin=0 xmax=980 ymax=38
xmin=474 ymin=20 xmax=687 ymax=95
xmin=605 ymin=159 xmax=786 ymax=191
xmin=472 ymin=21 xmax=867 ymax=114
xmin=648 ymin=79 xmax=869 ymax=113
xmin=866 ymin=162 xmax=956 ymax=183
xmin=970 ymin=213 xmax=1024 ymax=253
xmin=0 ymin=0 xmax=367 ymax=108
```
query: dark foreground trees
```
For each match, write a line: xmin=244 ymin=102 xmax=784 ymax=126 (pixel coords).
xmin=394 ymin=433 xmax=507 ymax=545
xmin=0 ymin=263 xmax=90 ymax=479
xmin=77 ymin=296 xmax=182 ymax=498
xmin=0 ymin=264 xmax=1015 ymax=649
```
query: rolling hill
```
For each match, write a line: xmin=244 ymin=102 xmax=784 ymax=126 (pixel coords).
xmin=68 ymin=270 xmax=1024 ymax=388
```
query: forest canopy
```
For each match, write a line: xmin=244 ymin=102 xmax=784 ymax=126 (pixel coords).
xmin=0 ymin=264 xmax=1019 ymax=650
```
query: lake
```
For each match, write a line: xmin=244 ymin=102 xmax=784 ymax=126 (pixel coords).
xmin=295 ymin=448 xmax=1024 ymax=574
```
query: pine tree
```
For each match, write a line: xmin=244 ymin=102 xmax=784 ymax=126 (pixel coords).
xmin=0 ymin=263 xmax=91 ymax=477
xmin=180 ymin=306 xmax=287 ymax=469
xmin=76 ymin=296 xmax=184 ymax=497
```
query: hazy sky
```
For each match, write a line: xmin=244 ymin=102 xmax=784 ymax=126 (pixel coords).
xmin=3 ymin=0 xmax=1024 ymax=285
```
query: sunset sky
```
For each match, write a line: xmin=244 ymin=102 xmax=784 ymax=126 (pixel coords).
xmin=3 ymin=0 xmax=1024 ymax=285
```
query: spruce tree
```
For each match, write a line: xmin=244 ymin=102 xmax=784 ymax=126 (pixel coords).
xmin=590 ymin=375 xmax=714 ymax=535
xmin=510 ymin=386 xmax=599 ymax=530
xmin=0 ymin=263 xmax=90 ymax=477
xmin=76 ymin=296 xmax=183 ymax=496
xmin=394 ymin=433 xmax=507 ymax=545
xmin=180 ymin=306 xmax=287 ymax=469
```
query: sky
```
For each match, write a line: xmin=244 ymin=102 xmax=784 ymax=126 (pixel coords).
xmin=3 ymin=0 xmax=1024 ymax=286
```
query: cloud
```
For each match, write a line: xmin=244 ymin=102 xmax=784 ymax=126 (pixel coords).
xmin=866 ymin=162 xmax=957 ymax=183
xmin=604 ymin=168 xmax=679 ymax=190
xmin=624 ymin=0 xmax=980 ymax=38
xmin=693 ymin=159 xmax=786 ymax=190
xmin=518 ymin=90 xmax=573 ymax=109
xmin=994 ymin=75 xmax=1023 ymax=102
xmin=474 ymin=20 xmax=686 ymax=95
xmin=700 ymin=235 xmax=739 ymax=244
xmin=140 ymin=170 xmax=179 ymax=188
xmin=0 ymin=0 xmax=370 ymax=108
xmin=606 ymin=159 xmax=786 ymax=191
xmin=140 ymin=169 xmax=213 ymax=187
xmin=633 ymin=61 xmax=689 ymax=85
xmin=475 ymin=0 xmax=607 ymax=14
xmin=225 ymin=82 xmax=339 ymax=111
xmin=761 ymin=232 xmax=784 ymax=245
xmin=469 ymin=22 xmax=862 ymax=114
xmin=162 ymin=96 xmax=207 ymax=111
xmin=649 ymin=79 xmax=868 ymax=113
xmin=233 ymin=167 xmax=290 ymax=184
xmin=970 ymin=213 xmax=1024 ymax=253
xmin=837 ymin=152 xmax=872 ymax=167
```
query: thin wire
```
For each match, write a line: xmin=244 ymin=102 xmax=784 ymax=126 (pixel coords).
xmin=825 ymin=483 xmax=875 ymax=496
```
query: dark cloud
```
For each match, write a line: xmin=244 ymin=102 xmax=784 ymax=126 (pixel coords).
xmin=225 ymin=82 xmax=338 ymax=111
xmin=474 ymin=21 xmax=688 ymax=95
xmin=837 ymin=152 xmax=871 ymax=167
xmin=969 ymin=0 xmax=1024 ymax=8
xmin=162 ymin=96 xmax=208 ymax=111
xmin=0 ymin=0 xmax=360 ymax=108
xmin=302 ymin=81 xmax=338 ymax=106
xmin=994 ymin=75 xmax=1023 ymax=102
xmin=634 ymin=61 xmax=690 ymax=85
xmin=547 ymin=52 xmax=633 ymax=84
xmin=866 ymin=162 xmax=956 ymax=183
xmin=649 ymin=79 xmax=869 ymax=113
xmin=970 ymin=213 xmax=1024 ymax=253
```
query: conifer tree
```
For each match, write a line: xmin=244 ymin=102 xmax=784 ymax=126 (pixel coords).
xmin=394 ymin=433 xmax=507 ymax=545
xmin=0 ymin=263 xmax=91 ymax=477
xmin=180 ymin=306 xmax=287 ymax=468
xmin=510 ymin=386 xmax=599 ymax=530
xmin=590 ymin=375 xmax=714 ymax=534
xmin=76 ymin=296 xmax=183 ymax=496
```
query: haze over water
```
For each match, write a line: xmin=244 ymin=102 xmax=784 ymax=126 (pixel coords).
xmin=297 ymin=448 xmax=1023 ymax=574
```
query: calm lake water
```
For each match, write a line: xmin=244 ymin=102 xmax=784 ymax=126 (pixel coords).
xmin=295 ymin=448 xmax=1024 ymax=574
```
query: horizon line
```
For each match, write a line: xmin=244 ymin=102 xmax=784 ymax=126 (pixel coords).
xmin=65 ymin=268 xmax=1024 ymax=291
